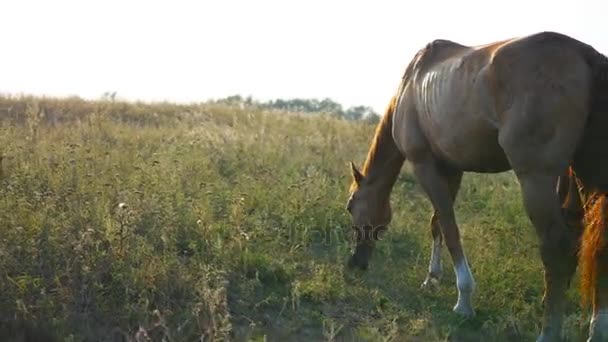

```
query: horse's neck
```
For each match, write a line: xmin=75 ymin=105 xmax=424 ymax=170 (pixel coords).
xmin=361 ymin=110 xmax=405 ymax=198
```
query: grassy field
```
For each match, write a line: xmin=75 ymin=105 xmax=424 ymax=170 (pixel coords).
xmin=0 ymin=96 xmax=591 ymax=341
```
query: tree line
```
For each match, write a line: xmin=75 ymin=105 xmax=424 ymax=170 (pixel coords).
xmin=211 ymin=95 xmax=381 ymax=124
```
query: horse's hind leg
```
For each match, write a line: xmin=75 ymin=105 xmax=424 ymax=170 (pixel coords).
xmin=580 ymin=194 xmax=608 ymax=341
xmin=509 ymin=170 xmax=582 ymax=340
xmin=502 ymin=166 xmax=582 ymax=342
xmin=517 ymin=173 xmax=579 ymax=341
xmin=412 ymin=161 xmax=474 ymax=316
xmin=494 ymin=56 xmax=589 ymax=338
xmin=588 ymin=254 xmax=608 ymax=341
xmin=421 ymin=171 xmax=463 ymax=290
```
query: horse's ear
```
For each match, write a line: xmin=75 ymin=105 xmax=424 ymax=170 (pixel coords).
xmin=350 ymin=161 xmax=364 ymax=184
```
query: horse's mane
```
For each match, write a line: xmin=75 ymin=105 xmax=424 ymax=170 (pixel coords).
xmin=349 ymin=96 xmax=398 ymax=193
xmin=348 ymin=45 xmax=431 ymax=193
xmin=361 ymin=96 xmax=398 ymax=176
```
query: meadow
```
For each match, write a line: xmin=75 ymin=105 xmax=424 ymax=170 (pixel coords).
xmin=0 ymin=95 xmax=591 ymax=341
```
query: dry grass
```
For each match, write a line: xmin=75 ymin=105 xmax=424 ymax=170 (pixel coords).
xmin=0 ymin=95 xmax=592 ymax=341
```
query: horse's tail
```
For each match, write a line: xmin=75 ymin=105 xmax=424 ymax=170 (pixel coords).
xmin=571 ymin=40 xmax=608 ymax=313
xmin=579 ymin=193 xmax=608 ymax=310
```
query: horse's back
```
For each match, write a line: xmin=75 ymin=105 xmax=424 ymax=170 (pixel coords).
xmin=396 ymin=31 xmax=597 ymax=174
xmin=489 ymin=32 xmax=593 ymax=91
xmin=398 ymin=37 xmax=512 ymax=171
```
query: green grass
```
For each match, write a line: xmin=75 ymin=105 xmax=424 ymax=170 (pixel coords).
xmin=0 ymin=95 xmax=591 ymax=341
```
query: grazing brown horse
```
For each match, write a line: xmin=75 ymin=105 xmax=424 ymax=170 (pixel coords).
xmin=345 ymin=31 xmax=608 ymax=341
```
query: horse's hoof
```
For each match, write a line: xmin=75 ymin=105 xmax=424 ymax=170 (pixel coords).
xmin=420 ymin=276 xmax=440 ymax=291
xmin=453 ymin=303 xmax=475 ymax=318
xmin=347 ymin=255 xmax=368 ymax=271
xmin=536 ymin=332 xmax=560 ymax=342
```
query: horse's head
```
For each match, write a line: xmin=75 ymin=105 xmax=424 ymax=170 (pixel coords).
xmin=345 ymin=162 xmax=391 ymax=270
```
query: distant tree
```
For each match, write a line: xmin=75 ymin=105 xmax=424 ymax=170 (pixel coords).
xmin=101 ymin=91 xmax=117 ymax=102
xmin=210 ymin=95 xmax=381 ymax=122
xmin=318 ymin=98 xmax=343 ymax=115
xmin=221 ymin=95 xmax=243 ymax=105
xmin=265 ymin=97 xmax=343 ymax=116
xmin=344 ymin=105 xmax=378 ymax=121
xmin=363 ymin=112 xmax=381 ymax=125
xmin=344 ymin=106 xmax=364 ymax=121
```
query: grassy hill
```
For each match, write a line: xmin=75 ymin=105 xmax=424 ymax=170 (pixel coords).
xmin=0 ymin=95 xmax=590 ymax=341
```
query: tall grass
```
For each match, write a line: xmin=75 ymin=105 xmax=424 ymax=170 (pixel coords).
xmin=0 ymin=95 xmax=589 ymax=341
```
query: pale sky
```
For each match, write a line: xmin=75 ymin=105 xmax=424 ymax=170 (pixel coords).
xmin=1 ymin=0 xmax=606 ymax=113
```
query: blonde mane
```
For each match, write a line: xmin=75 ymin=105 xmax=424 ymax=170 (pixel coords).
xmin=349 ymin=95 xmax=399 ymax=193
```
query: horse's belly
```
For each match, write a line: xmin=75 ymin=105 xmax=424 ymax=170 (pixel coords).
xmin=436 ymin=134 xmax=511 ymax=172
xmin=426 ymin=111 xmax=511 ymax=173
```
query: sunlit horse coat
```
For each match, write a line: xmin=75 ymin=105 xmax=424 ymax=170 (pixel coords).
xmin=346 ymin=31 xmax=608 ymax=341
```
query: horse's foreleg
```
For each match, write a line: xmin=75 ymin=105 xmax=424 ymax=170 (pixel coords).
xmin=421 ymin=171 xmax=462 ymax=290
xmin=413 ymin=161 xmax=474 ymax=316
